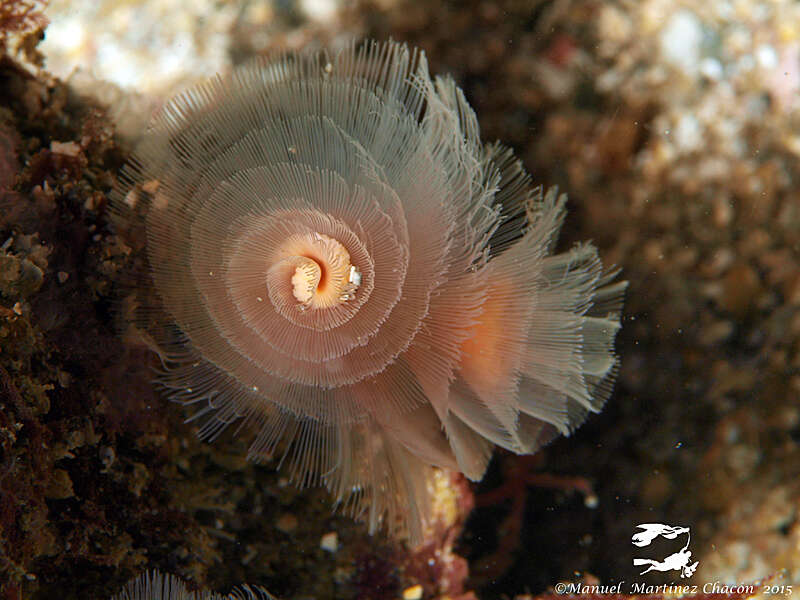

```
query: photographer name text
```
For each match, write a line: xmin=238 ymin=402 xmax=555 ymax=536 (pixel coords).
xmin=554 ymin=581 xmax=793 ymax=596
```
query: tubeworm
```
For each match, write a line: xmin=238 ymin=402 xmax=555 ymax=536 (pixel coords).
xmin=112 ymin=571 xmax=272 ymax=600
xmin=114 ymin=40 xmax=627 ymax=542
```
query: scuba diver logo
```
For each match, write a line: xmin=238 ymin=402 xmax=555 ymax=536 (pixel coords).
xmin=632 ymin=524 xmax=699 ymax=578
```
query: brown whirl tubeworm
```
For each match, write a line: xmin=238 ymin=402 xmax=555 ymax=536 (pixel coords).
xmin=114 ymin=40 xmax=627 ymax=543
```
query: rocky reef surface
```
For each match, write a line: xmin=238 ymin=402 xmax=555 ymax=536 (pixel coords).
xmin=2 ymin=1 xmax=799 ymax=599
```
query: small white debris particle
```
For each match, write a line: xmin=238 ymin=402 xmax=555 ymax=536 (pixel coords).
xmin=123 ymin=188 xmax=139 ymax=209
xmin=674 ymin=114 xmax=702 ymax=153
xmin=299 ymin=0 xmax=338 ymax=21
xmin=755 ymin=44 xmax=778 ymax=70
xmin=320 ymin=531 xmax=338 ymax=552
xmin=699 ymin=57 xmax=723 ymax=80
xmin=349 ymin=265 xmax=361 ymax=287
xmin=659 ymin=9 xmax=703 ymax=75
xmin=50 ymin=140 xmax=81 ymax=157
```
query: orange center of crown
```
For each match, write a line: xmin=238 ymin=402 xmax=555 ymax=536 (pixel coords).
xmin=271 ymin=232 xmax=361 ymax=311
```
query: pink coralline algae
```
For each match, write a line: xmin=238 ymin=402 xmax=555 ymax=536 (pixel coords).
xmin=114 ymin=40 xmax=626 ymax=542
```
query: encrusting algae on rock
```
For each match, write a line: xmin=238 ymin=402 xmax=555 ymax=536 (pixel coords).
xmin=113 ymin=39 xmax=626 ymax=542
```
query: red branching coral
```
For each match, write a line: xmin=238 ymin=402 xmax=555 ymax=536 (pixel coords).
xmin=114 ymin=40 xmax=626 ymax=542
